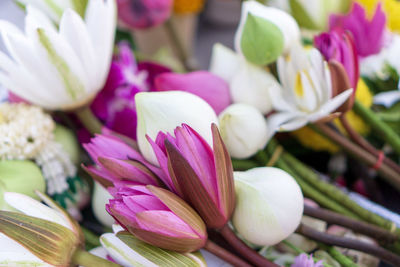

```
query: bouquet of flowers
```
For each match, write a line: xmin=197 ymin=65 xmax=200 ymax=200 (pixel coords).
xmin=1 ymin=0 xmax=400 ymax=266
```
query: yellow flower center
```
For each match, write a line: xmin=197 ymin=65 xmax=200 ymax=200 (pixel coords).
xmin=295 ymin=72 xmax=304 ymax=97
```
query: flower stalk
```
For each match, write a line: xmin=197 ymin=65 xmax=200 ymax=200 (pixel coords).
xmin=74 ymin=106 xmax=103 ymax=135
xmin=311 ymin=123 xmax=400 ymax=190
xmin=339 ymin=115 xmax=400 ymax=174
xmin=297 ymin=223 xmax=400 ymax=266
xmin=303 ymin=205 xmax=397 ymax=244
xmin=353 ymin=100 xmax=400 ymax=155
xmin=71 ymin=249 xmax=121 ymax=267
xmin=219 ymin=225 xmax=279 ymax=267
xmin=203 ymin=240 xmax=252 ymax=267
xmin=164 ymin=19 xmax=192 ymax=71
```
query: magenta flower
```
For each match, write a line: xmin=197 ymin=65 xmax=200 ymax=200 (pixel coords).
xmin=91 ymin=42 xmax=170 ymax=139
xmin=117 ymin=0 xmax=173 ymax=29
xmin=147 ymin=123 xmax=235 ymax=228
xmin=329 ymin=2 xmax=386 ymax=57
xmin=106 ymin=185 xmax=207 ymax=252
xmin=83 ymin=133 xmax=166 ymax=187
xmin=154 ymin=71 xmax=231 ymax=114
xmin=291 ymin=254 xmax=323 ymax=267
xmin=314 ymin=29 xmax=359 ymax=89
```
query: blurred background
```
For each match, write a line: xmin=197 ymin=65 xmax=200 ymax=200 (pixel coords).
xmin=0 ymin=0 xmax=241 ymax=69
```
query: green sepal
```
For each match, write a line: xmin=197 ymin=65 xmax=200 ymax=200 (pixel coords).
xmin=116 ymin=231 xmax=207 ymax=267
xmin=289 ymin=0 xmax=319 ymax=30
xmin=0 ymin=210 xmax=80 ymax=266
xmin=240 ymin=13 xmax=284 ymax=65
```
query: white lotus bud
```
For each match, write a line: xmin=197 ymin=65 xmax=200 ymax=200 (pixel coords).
xmin=219 ymin=104 xmax=272 ymax=159
xmin=235 ymin=0 xmax=300 ymax=64
xmin=233 ymin=167 xmax=304 ymax=246
xmin=135 ymin=91 xmax=219 ymax=165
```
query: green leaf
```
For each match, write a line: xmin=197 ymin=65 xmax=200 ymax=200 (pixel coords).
xmin=116 ymin=232 xmax=207 ymax=267
xmin=0 ymin=211 xmax=79 ymax=266
xmin=240 ymin=13 xmax=284 ymax=65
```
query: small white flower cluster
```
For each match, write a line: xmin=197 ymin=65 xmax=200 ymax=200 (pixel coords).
xmin=0 ymin=103 xmax=54 ymax=160
xmin=35 ymin=141 xmax=77 ymax=195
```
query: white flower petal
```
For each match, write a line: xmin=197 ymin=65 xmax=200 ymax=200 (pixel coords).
xmin=230 ymin=59 xmax=275 ymax=114
xmin=268 ymin=111 xmax=304 ymax=132
xmin=0 ymin=233 xmax=51 ymax=266
xmin=373 ymin=91 xmax=400 ymax=108
xmin=100 ymin=233 xmax=158 ymax=267
xmin=209 ymin=43 xmax=241 ymax=82
xmin=85 ymin=0 xmax=116 ymax=91
xmin=309 ymin=89 xmax=353 ymax=122
xmin=60 ymin=9 xmax=97 ymax=90
xmin=4 ymin=192 xmax=72 ymax=231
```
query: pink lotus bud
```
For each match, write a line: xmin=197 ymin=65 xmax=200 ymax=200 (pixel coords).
xmin=154 ymin=71 xmax=231 ymax=114
xmin=148 ymin=123 xmax=235 ymax=228
xmin=106 ymin=185 xmax=207 ymax=252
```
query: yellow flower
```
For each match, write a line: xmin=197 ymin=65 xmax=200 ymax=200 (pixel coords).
xmin=173 ymin=0 xmax=205 ymax=14
xmin=355 ymin=0 xmax=400 ymax=33
xmin=291 ymin=79 xmax=372 ymax=153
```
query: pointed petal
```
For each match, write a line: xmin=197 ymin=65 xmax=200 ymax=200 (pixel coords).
xmin=211 ymin=124 xmax=235 ymax=220
xmin=165 ymin=140 xmax=226 ymax=228
xmin=309 ymin=89 xmax=352 ymax=122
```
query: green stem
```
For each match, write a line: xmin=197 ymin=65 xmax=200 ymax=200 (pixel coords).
xmin=81 ymin=226 xmax=101 ymax=248
xmin=353 ymin=100 xmax=400 ymax=155
xmin=231 ymin=159 xmax=259 ymax=170
xmin=74 ymin=106 xmax=103 ymax=135
xmin=72 ymin=249 xmax=121 ymax=267
xmin=319 ymin=244 xmax=359 ymax=267
xmin=281 ymin=144 xmax=400 ymax=236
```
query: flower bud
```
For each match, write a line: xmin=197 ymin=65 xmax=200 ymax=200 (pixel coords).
xmin=92 ymin=182 xmax=115 ymax=227
xmin=233 ymin=167 xmax=303 ymax=246
xmin=218 ymin=104 xmax=272 ymax=159
xmin=0 ymin=160 xmax=46 ymax=210
xmin=235 ymin=1 xmax=300 ymax=65
xmin=135 ymin=91 xmax=218 ymax=165
xmin=154 ymin=71 xmax=231 ymax=114
xmin=54 ymin=124 xmax=80 ymax=165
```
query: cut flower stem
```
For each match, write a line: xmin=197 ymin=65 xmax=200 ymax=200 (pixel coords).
xmin=219 ymin=225 xmax=279 ymax=267
xmin=203 ymin=240 xmax=252 ymax=267
xmin=74 ymin=106 xmax=103 ymax=135
xmin=353 ymin=100 xmax=400 ymax=155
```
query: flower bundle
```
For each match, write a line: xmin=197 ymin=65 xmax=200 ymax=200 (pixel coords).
xmin=1 ymin=0 xmax=400 ymax=266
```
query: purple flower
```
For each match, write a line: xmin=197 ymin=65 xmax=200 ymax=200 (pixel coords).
xmin=329 ymin=2 xmax=386 ymax=57
xmin=314 ymin=29 xmax=359 ymax=89
xmin=91 ymin=42 xmax=170 ymax=139
xmin=292 ymin=254 xmax=324 ymax=267
xmin=154 ymin=71 xmax=231 ymax=114
xmin=117 ymin=0 xmax=173 ymax=29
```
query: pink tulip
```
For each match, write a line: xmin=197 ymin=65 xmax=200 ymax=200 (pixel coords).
xmin=117 ymin=0 xmax=173 ymax=29
xmin=83 ymin=133 xmax=166 ymax=187
xmin=154 ymin=71 xmax=231 ymax=114
xmin=106 ymin=185 xmax=207 ymax=252
xmin=314 ymin=29 xmax=359 ymax=89
xmin=329 ymin=3 xmax=386 ymax=57
xmin=147 ymin=123 xmax=235 ymax=228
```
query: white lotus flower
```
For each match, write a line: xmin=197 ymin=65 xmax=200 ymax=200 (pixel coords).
xmin=135 ymin=91 xmax=219 ymax=165
xmin=0 ymin=0 xmax=116 ymax=110
xmin=269 ymin=45 xmax=352 ymax=131
xmin=219 ymin=103 xmax=272 ymax=159
xmin=210 ymin=43 xmax=280 ymax=114
xmin=15 ymin=0 xmax=86 ymax=23
xmin=232 ymin=167 xmax=304 ymax=246
xmin=0 ymin=192 xmax=81 ymax=266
